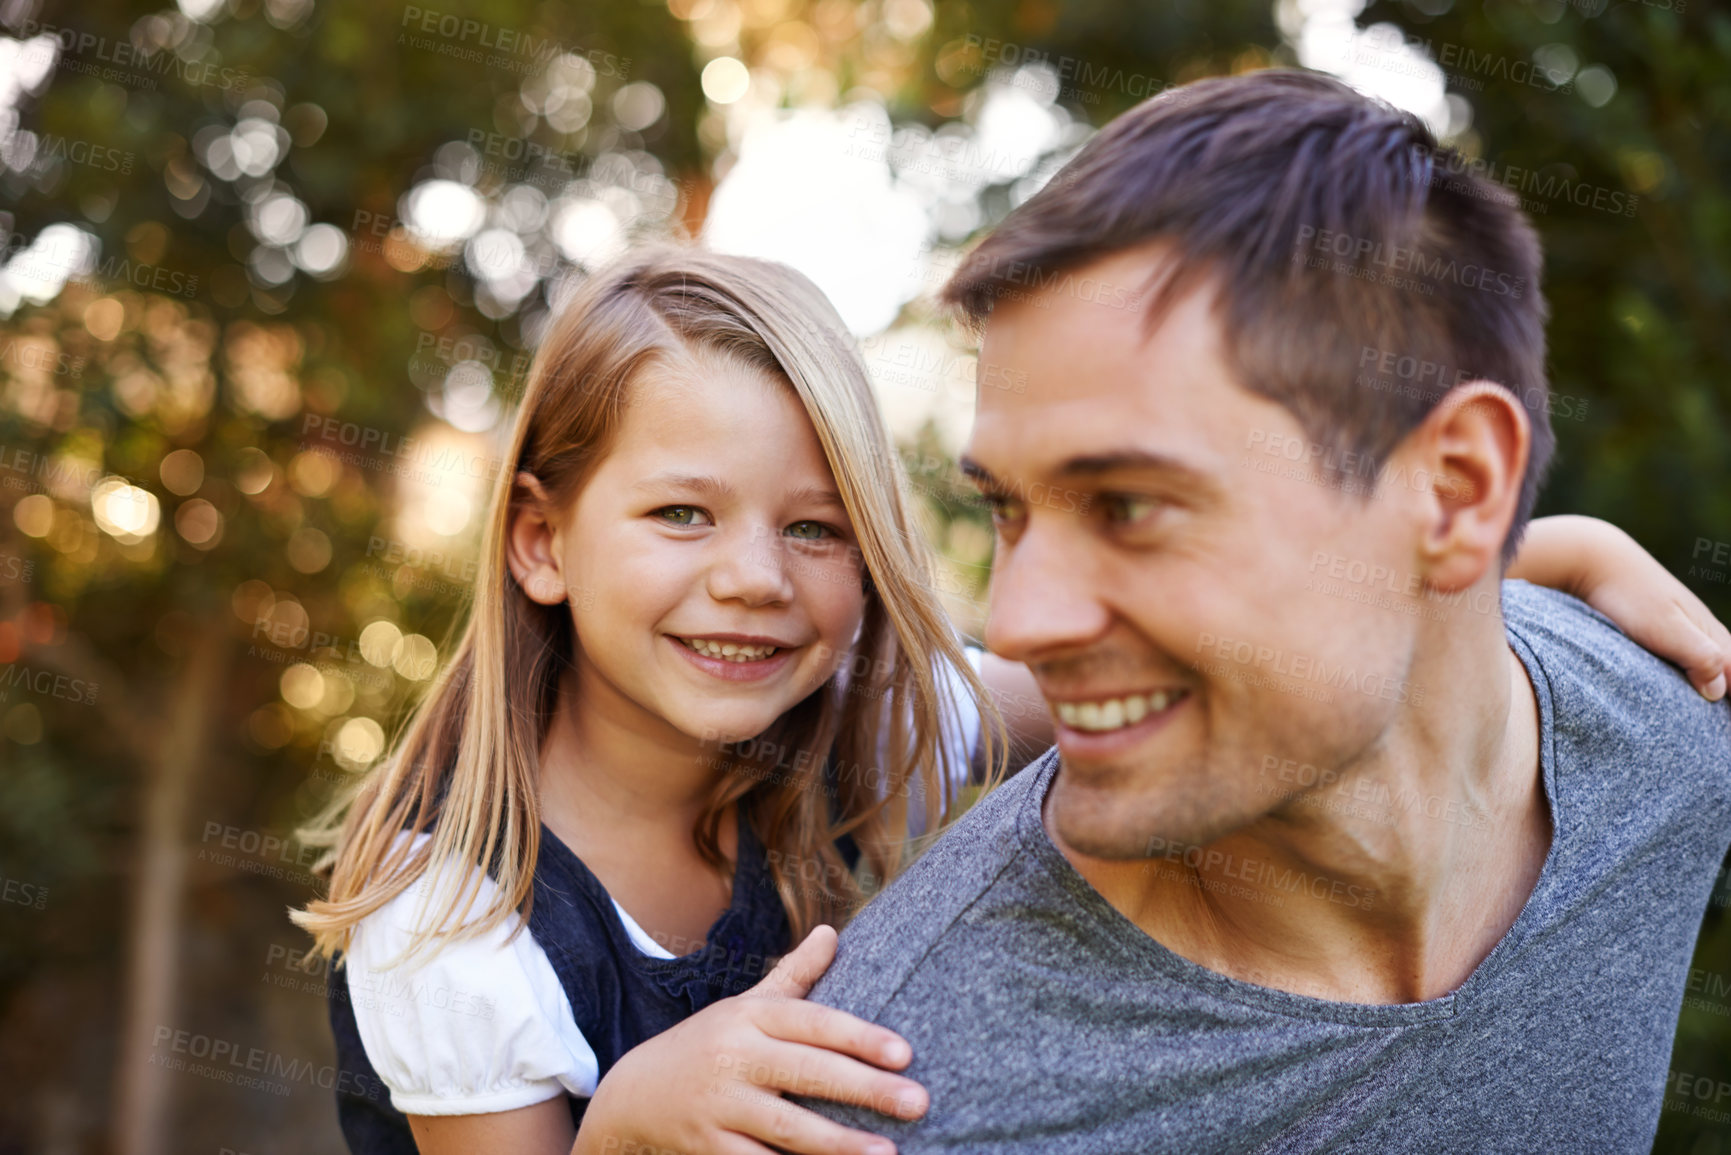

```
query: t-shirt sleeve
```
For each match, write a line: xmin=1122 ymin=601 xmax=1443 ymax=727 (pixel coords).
xmin=345 ymin=835 xmax=600 ymax=1116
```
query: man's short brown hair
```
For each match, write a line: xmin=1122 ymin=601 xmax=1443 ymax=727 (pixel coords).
xmin=943 ymin=69 xmax=1553 ymax=561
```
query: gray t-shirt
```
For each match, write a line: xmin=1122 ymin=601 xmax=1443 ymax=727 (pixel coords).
xmin=806 ymin=581 xmax=1731 ymax=1152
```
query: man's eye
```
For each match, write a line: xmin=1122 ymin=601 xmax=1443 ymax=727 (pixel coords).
xmin=1102 ymin=495 xmax=1162 ymax=525
xmin=654 ymin=505 xmax=711 ymax=527
xmin=985 ymin=496 xmax=1026 ymax=526
xmin=785 ymin=521 xmax=834 ymax=541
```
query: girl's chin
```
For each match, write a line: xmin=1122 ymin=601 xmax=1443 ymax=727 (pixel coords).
xmin=673 ymin=709 xmax=790 ymax=749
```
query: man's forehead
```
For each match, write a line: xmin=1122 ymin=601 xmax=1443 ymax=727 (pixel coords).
xmin=968 ymin=255 xmax=1245 ymax=475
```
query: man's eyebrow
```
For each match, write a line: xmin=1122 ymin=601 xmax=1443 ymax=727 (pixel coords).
xmin=1052 ymin=449 xmax=1212 ymax=484
xmin=959 ymin=450 xmax=1217 ymax=494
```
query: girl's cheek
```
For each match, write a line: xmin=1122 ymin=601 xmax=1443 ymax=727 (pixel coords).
xmin=805 ymin=573 xmax=867 ymax=646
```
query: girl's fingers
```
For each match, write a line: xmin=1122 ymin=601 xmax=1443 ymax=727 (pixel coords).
xmin=749 ymin=925 xmax=838 ymax=1000
xmin=749 ymin=996 xmax=913 ymax=1071
xmin=1668 ymin=598 xmax=1731 ymax=701
xmin=722 ymin=1090 xmax=900 ymax=1155
xmin=1680 ymin=597 xmax=1731 ymax=701
xmin=706 ymin=1130 xmax=789 ymax=1155
xmin=744 ymin=1038 xmax=928 ymax=1121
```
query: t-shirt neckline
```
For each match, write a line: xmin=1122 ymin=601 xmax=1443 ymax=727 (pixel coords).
xmin=1012 ymin=627 xmax=1562 ymax=1029
xmin=535 ymin=803 xmax=759 ymax=965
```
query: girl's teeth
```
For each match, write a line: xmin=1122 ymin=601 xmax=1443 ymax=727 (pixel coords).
xmin=1054 ymin=690 xmax=1183 ymax=732
xmin=682 ymin=638 xmax=779 ymax=662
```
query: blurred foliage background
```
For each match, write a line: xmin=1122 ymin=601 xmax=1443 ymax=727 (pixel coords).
xmin=0 ymin=0 xmax=1724 ymax=1150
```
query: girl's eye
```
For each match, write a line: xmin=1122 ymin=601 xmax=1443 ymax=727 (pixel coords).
xmin=654 ymin=505 xmax=712 ymax=527
xmin=785 ymin=521 xmax=834 ymax=541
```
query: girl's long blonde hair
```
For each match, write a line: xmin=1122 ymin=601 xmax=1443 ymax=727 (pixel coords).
xmin=292 ymin=245 xmax=1003 ymax=964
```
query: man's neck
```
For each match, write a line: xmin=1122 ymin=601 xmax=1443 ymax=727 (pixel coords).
xmin=1049 ymin=635 xmax=1550 ymax=1005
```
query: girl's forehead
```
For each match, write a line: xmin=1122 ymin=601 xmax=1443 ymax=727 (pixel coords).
xmin=608 ymin=351 xmax=837 ymax=477
xmin=618 ymin=343 xmax=788 ymax=414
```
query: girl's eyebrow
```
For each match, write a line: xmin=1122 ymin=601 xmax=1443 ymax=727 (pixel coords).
xmin=632 ymin=472 xmax=734 ymax=499
xmin=631 ymin=472 xmax=847 ymax=512
xmin=785 ymin=484 xmax=848 ymax=512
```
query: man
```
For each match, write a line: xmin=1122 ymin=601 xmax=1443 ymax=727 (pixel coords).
xmin=803 ymin=70 xmax=1731 ymax=1151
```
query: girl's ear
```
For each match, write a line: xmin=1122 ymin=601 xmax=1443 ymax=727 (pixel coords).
xmin=505 ymin=471 xmax=569 ymax=606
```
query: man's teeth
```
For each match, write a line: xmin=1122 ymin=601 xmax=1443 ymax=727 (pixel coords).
xmin=681 ymin=638 xmax=780 ymax=662
xmin=1054 ymin=690 xmax=1181 ymax=732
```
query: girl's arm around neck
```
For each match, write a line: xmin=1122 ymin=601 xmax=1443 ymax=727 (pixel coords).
xmin=1509 ymin=514 xmax=1730 ymax=701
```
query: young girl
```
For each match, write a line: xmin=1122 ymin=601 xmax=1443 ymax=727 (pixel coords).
xmin=292 ymin=244 xmax=1730 ymax=1155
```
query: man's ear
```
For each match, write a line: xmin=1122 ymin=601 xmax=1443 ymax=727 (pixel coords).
xmin=1407 ymin=382 xmax=1531 ymax=592
xmin=505 ymin=471 xmax=569 ymax=606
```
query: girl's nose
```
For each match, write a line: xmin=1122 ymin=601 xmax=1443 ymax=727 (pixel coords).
xmin=705 ymin=526 xmax=796 ymax=607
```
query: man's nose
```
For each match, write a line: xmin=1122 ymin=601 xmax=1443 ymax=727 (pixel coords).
xmin=984 ymin=521 xmax=1112 ymax=663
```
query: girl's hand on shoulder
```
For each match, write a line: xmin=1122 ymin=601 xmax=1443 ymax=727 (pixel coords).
xmin=574 ymin=925 xmax=926 ymax=1155
xmin=1513 ymin=515 xmax=1730 ymax=701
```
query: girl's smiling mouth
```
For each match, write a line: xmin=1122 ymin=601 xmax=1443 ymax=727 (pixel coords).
xmin=668 ymin=633 xmax=801 ymax=680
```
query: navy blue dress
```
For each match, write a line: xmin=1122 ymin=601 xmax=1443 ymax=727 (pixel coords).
xmin=327 ymin=810 xmax=795 ymax=1152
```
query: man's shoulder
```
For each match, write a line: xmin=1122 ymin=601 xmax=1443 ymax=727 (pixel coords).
xmin=810 ymin=750 xmax=1055 ymax=1021
xmin=1501 ymin=579 xmax=1731 ymax=794
xmin=1501 ymin=579 xmax=1710 ymax=711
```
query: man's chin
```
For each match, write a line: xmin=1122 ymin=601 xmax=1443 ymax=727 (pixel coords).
xmin=1049 ymin=766 xmax=1252 ymax=860
xmin=1048 ymin=777 xmax=1176 ymax=860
